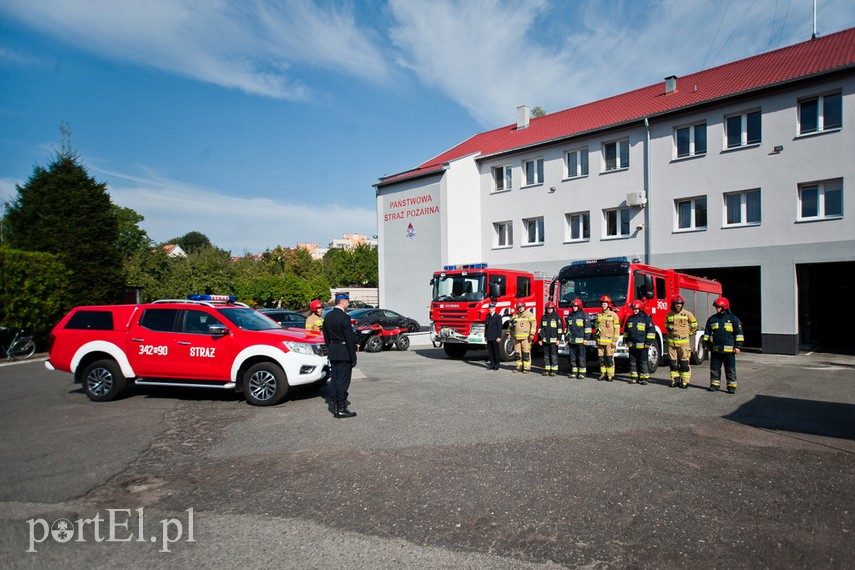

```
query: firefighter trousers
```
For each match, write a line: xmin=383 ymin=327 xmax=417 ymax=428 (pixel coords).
xmin=567 ymin=343 xmax=587 ymax=376
xmin=668 ymin=340 xmax=691 ymax=384
xmin=628 ymin=347 xmax=649 ymax=383
xmin=710 ymin=351 xmax=737 ymax=389
xmin=597 ymin=343 xmax=615 ymax=379
xmin=542 ymin=343 xmax=558 ymax=373
xmin=514 ymin=338 xmax=532 ymax=371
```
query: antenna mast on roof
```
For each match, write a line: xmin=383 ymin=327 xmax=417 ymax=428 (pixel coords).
xmin=812 ymin=0 xmax=817 ymax=39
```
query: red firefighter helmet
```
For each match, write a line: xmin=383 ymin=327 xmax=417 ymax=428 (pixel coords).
xmin=545 ymin=301 xmax=555 ymax=309
xmin=713 ymin=296 xmax=730 ymax=310
xmin=515 ymin=299 xmax=525 ymax=309
xmin=630 ymin=300 xmax=644 ymax=310
xmin=309 ymin=299 xmax=323 ymax=312
xmin=600 ymin=295 xmax=612 ymax=306
xmin=572 ymin=298 xmax=584 ymax=309
xmin=671 ymin=295 xmax=685 ymax=306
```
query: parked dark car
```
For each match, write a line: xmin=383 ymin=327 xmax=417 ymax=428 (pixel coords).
xmin=258 ymin=308 xmax=308 ymax=328
xmin=347 ymin=308 xmax=420 ymax=333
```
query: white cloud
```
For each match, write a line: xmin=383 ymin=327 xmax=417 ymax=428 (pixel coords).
xmin=389 ymin=0 xmax=855 ymax=127
xmin=0 ymin=0 xmax=392 ymax=100
xmin=103 ymin=169 xmax=376 ymax=255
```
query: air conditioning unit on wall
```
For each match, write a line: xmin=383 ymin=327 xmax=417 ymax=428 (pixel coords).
xmin=627 ymin=191 xmax=647 ymax=207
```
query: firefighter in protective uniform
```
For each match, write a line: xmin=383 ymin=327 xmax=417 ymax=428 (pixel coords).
xmin=508 ymin=300 xmax=537 ymax=373
xmin=595 ymin=296 xmax=620 ymax=381
xmin=703 ymin=296 xmax=744 ymax=394
xmin=564 ymin=298 xmax=592 ymax=379
xmin=538 ymin=302 xmax=563 ymax=376
xmin=305 ymin=299 xmax=325 ymax=332
xmin=624 ymin=300 xmax=655 ymax=384
xmin=666 ymin=295 xmax=698 ymax=388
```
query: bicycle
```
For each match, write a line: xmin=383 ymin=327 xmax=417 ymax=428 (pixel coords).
xmin=1 ymin=327 xmax=37 ymax=360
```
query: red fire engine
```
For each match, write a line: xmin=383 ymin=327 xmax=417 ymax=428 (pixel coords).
xmin=430 ymin=264 xmax=549 ymax=360
xmin=550 ymin=257 xmax=722 ymax=371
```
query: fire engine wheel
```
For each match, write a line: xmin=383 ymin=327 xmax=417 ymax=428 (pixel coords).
xmin=691 ymin=342 xmax=706 ymax=365
xmin=365 ymin=335 xmax=384 ymax=353
xmin=82 ymin=359 xmax=127 ymax=402
xmin=499 ymin=337 xmax=516 ymax=362
xmin=443 ymin=343 xmax=468 ymax=359
xmin=647 ymin=340 xmax=660 ymax=374
xmin=243 ymin=363 xmax=288 ymax=406
xmin=396 ymin=335 xmax=410 ymax=351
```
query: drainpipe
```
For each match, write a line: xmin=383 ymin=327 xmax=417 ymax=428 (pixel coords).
xmin=643 ymin=117 xmax=651 ymax=264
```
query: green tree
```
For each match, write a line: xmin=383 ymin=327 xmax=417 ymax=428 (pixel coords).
xmin=531 ymin=105 xmax=546 ymax=118
xmin=3 ymin=149 xmax=124 ymax=306
xmin=169 ymin=231 xmax=216 ymax=255
xmin=113 ymin=204 xmax=151 ymax=258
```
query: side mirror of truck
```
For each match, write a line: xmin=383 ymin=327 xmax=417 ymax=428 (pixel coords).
xmin=208 ymin=324 xmax=229 ymax=336
xmin=644 ymin=275 xmax=655 ymax=299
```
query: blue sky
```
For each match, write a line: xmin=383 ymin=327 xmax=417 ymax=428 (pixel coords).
xmin=2 ymin=0 xmax=854 ymax=255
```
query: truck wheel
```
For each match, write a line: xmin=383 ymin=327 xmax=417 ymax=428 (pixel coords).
xmin=647 ymin=339 xmax=660 ymax=374
xmin=443 ymin=344 xmax=467 ymax=359
xmin=82 ymin=359 xmax=127 ymax=402
xmin=365 ymin=335 xmax=384 ymax=353
xmin=691 ymin=341 xmax=706 ymax=365
xmin=244 ymin=362 xmax=288 ymax=406
xmin=396 ymin=335 xmax=410 ymax=351
xmin=499 ymin=337 xmax=516 ymax=362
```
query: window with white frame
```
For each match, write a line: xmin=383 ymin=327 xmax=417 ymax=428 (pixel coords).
xmin=674 ymin=196 xmax=707 ymax=231
xmin=565 ymin=148 xmax=589 ymax=178
xmin=603 ymin=139 xmax=629 ymax=171
xmin=565 ymin=211 xmax=590 ymax=241
xmin=675 ymin=123 xmax=707 ymax=158
xmin=523 ymin=217 xmax=544 ymax=245
xmin=492 ymin=165 xmax=512 ymax=192
xmin=523 ymin=158 xmax=544 ymax=186
xmin=604 ymin=207 xmax=630 ymax=237
xmin=798 ymin=179 xmax=843 ymax=221
xmin=493 ymin=221 xmax=513 ymax=247
xmin=798 ymin=92 xmax=842 ymax=135
xmin=724 ymin=189 xmax=761 ymax=226
xmin=725 ymin=110 xmax=761 ymax=148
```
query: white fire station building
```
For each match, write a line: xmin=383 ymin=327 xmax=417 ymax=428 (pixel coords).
xmin=375 ymin=28 xmax=855 ymax=355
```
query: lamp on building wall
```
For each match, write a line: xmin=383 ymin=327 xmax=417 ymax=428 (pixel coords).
xmin=548 ymin=186 xmax=556 ymax=193
xmin=773 ymin=145 xmax=784 ymax=153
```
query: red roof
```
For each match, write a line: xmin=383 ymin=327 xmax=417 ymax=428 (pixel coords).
xmin=377 ymin=27 xmax=855 ymax=187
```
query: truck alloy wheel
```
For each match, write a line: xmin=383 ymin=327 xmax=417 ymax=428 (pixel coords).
xmin=82 ymin=359 xmax=127 ymax=402
xmin=244 ymin=363 xmax=288 ymax=406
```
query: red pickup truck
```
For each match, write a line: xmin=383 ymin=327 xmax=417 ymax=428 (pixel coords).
xmin=45 ymin=295 xmax=329 ymax=406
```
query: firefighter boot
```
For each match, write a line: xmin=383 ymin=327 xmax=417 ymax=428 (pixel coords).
xmin=708 ymin=381 xmax=721 ymax=392
xmin=726 ymin=383 xmax=737 ymax=394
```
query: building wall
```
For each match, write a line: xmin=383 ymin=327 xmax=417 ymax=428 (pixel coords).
xmin=377 ymin=71 xmax=853 ymax=354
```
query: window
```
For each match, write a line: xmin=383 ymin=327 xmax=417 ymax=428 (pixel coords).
xmin=517 ymin=276 xmax=532 ymax=297
xmin=565 ymin=211 xmax=590 ymax=241
xmin=725 ymin=110 xmax=761 ymax=148
xmin=603 ymin=139 xmax=629 ymax=171
xmin=675 ymin=123 xmax=707 ymax=158
xmin=799 ymin=92 xmax=842 ymax=135
xmin=492 ymin=165 xmax=512 ymax=191
xmin=65 ymin=310 xmax=114 ymax=330
xmin=675 ymin=196 xmax=707 ymax=231
xmin=523 ymin=158 xmax=544 ymax=185
xmin=604 ymin=207 xmax=630 ymax=237
xmin=724 ymin=189 xmax=761 ymax=226
xmin=140 ymin=308 xmax=179 ymax=332
xmin=182 ymin=310 xmax=223 ymax=334
xmin=523 ymin=217 xmax=544 ymax=245
xmin=493 ymin=221 xmax=513 ymax=247
xmin=566 ymin=148 xmax=589 ymax=178
xmin=799 ymin=179 xmax=843 ymax=220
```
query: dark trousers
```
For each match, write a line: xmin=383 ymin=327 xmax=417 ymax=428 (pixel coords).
xmin=710 ymin=351 xmax=737 ymax=386
xmin=329 ymin=360 xmax=353 ymax=403
xmin=567 ymin=342 xmax=587 ymax=374
xmin=486 ymin=340 xmax=501 ymax=368
xmin=543 ymin=343 xmax=559 ymax=371
xmin=628 ymin=347 xmax=649 ymax=380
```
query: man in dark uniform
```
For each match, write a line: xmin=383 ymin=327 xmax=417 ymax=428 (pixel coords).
xmin=322 ymin=292 xmax=357 ymax=418
xmin=484 ymin=300 xmax=503 ymax=370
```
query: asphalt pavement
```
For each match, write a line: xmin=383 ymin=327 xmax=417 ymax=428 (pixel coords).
xmin=0 ymin=348 xmax=853 ymax=568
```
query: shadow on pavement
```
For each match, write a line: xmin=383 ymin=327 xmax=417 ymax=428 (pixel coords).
xmin=724 ymin=394 xmax=855 ymax=440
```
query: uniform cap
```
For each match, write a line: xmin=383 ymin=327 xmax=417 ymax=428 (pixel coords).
xmin=334 ymin=292 xmax=350 ymax=300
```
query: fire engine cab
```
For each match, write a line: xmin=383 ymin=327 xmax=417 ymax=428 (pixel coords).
xmin=430 ymin=264 xmax=549 ymax=360
xmin=551 ymin=257 xmax=722 ymax=372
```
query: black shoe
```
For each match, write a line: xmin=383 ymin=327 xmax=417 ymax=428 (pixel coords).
xmin=726 ymin=387 xmax=736 ymax=394
xmin=708 ymin=385 xmax=720 ymax=392
xmin=334 ymin=402 xmax=357 ymax=418
xmin=639 ymin=380 xmax=647 ymax=385
xmin=680 ymin=382 xmax=689 ymax=389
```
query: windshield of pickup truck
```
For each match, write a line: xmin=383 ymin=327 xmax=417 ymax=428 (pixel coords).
xmin=433 ymin=274 xmax=487 ymax=301
xmin=556 ymin=274 xmax=629 ymax=308
xmin=218 ymin=307 xmax=282 ymax=331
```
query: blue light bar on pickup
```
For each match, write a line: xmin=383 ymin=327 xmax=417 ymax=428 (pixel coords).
xmin=443 ymin=263 xmax=488 ymax=271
